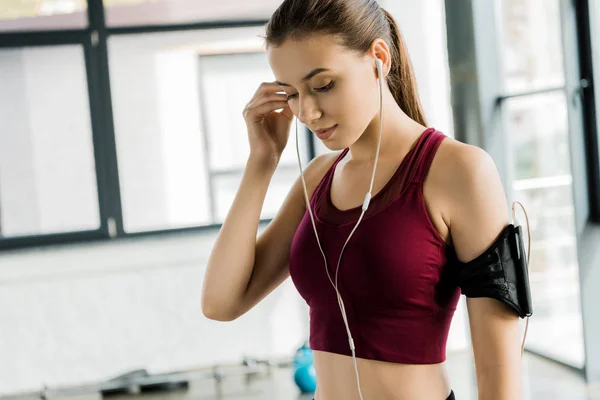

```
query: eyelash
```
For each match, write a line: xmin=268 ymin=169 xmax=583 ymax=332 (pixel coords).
xmin=287 ymin=81 xmax=335 ymax=101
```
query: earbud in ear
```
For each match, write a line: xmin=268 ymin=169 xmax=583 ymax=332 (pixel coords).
xmin=374 ymin=59 xmax=383 ymax=79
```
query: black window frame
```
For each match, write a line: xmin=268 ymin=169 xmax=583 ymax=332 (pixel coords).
xmin=574 ymin=0 xmax=599 ymax=222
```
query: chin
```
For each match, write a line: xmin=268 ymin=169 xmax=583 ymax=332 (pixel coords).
xmin=323 ymin=144 xmax=344 ymax=152
xmin=318 ymin=133 xmax=346 ymax=151
xmin=328 ymin=134 xmax=363 ymax=152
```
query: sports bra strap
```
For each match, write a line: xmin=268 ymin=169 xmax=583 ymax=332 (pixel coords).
xmin=408 ymin=129 xmax=446 ymax=184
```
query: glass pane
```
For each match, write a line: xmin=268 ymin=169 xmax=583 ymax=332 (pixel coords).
xmin=0 ymin=0 xmax=87 ymax=32
xmin=592 ymin=0 xmax=600 ymax=154
xmin=503 ymin=91 xmax=584 ymax=368
xmin=497 ymin=0 xmax=565 ymax=93
xmin=108 ymin=28 xmax=307 ymax=232
xmin=0 ymin=45 xmax=100 ymax=238
xmin=214 ymin=167 xmax=298 ymax=222
xmin=104 ymin=0 xmax=282 ymax=27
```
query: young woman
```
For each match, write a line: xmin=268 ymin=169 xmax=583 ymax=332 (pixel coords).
xmin=202 ymin=1 xmax=524 ymax=399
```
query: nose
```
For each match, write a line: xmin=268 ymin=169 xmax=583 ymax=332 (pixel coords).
xmin=297 ymin=94 xmax=322 ymax=126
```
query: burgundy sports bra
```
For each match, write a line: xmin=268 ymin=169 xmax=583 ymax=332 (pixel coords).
xmin=289 ymin=127 xmax=461 ymax=364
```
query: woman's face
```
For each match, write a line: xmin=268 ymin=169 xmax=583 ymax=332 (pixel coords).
xmin=268 ymin=34 xmax=379 ymax=150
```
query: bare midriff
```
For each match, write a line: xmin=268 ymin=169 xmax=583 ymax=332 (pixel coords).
xmin=312 ymin=350 xmax=452 ymax=400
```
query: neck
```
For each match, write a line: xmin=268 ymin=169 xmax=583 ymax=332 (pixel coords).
xmin=347 ymin=89 xmax=427 ymax=163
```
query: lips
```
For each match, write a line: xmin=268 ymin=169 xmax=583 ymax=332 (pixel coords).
xmin=314 ymin=124 xmax=338 ymax=140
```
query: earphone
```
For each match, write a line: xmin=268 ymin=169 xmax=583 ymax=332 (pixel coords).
xmin=294 ymin=58 xmax=384 ymax=400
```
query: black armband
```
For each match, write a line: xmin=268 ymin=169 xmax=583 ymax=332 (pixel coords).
xmin=454 ymin=224 xmax=533 ymax=318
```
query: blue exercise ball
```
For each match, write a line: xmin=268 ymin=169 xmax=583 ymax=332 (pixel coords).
xmin=294 ymin=364 xmax=317 ymax=393
xmin=294 ymin=345 xmax=313 ymax=368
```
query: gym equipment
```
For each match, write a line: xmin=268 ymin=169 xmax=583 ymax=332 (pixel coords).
xmin=294 ymin=342 xmax=313 ymax=368
xmin=293 ymin=341 xmax=317 ymax=393
xmin=294 ymin=364 xmax=317 ymax=393
xmin=31 ymin=361 xmax=271 ymax=399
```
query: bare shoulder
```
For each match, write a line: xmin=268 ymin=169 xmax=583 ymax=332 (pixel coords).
xmin=430 ymin=135 xmax=509 ymax=261
xmin=430 ymin=135 xmax=497 ymax=192
xmin=421 ymin=136 xmax=487 ymax=242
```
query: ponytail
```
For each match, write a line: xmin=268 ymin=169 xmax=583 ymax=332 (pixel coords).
xmin=381 ymin=8 xmax=428 ymax=126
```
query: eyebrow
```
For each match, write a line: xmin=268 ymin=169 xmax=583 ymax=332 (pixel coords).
xmin=275 ymin=68 xmax=330 ymax=87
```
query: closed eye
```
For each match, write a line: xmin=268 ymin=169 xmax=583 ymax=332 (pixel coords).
xmin=287 ymin=81 xmax=335 ymax=101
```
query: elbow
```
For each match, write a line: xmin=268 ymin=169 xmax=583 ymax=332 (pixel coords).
xmin=201 ymin=298 xmax=239 ymax=322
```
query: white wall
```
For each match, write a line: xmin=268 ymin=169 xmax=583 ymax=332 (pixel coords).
xmin=0 ymin=226 xmax=308 ymax=395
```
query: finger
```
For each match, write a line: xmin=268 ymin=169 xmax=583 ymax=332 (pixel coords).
xmin=247 ymin=92 xmax=288 ymax=109
xmin=279 ymin=104 xmax=294 ymax=121
xmin=249 ymin=81 xmax=288 ymax=103
xmin=246 ymin=101 xmax=290 ymax=120
xmin=260 ymin=81 xmax=288 ymax=93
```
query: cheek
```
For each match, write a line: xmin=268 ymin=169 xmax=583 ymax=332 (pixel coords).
xmin=324 ymin=84 xmax=359 ymax=117
xmin=336 ymin=82 xmax=376 ymax=123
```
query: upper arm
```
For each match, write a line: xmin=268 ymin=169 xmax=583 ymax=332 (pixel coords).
xmin=443 ymin=144 xmax=523 ymax=397
xmin=234 ymin=151 xmax=340 ymax=318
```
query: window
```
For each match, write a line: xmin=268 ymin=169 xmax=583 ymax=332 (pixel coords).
xmin=108 ymin=28 xmax=308 ymax=232
xmin=0 ymin=2 xmax=312 ymax=248
xmin=499 ymin=0 xmax=564 ymax=93
xmin=0 ymin=45 xmax=100 ymax=238
xmin=497 ymin=0 xmax=584 ymax=368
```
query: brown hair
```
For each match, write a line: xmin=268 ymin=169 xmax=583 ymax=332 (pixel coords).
xmin=263 ymin=0 xmax=427 ymax=126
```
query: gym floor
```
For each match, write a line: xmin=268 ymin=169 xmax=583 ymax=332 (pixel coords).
xmin=9 ymin=351 xmax=597 ymax=400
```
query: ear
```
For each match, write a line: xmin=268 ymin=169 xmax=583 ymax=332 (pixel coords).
xmin=370 ymin=38 xmax=391 ymax=79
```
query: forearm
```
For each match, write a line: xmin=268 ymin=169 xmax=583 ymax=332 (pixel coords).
xmin=202 ymin=154 xmax=279 ymax=319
